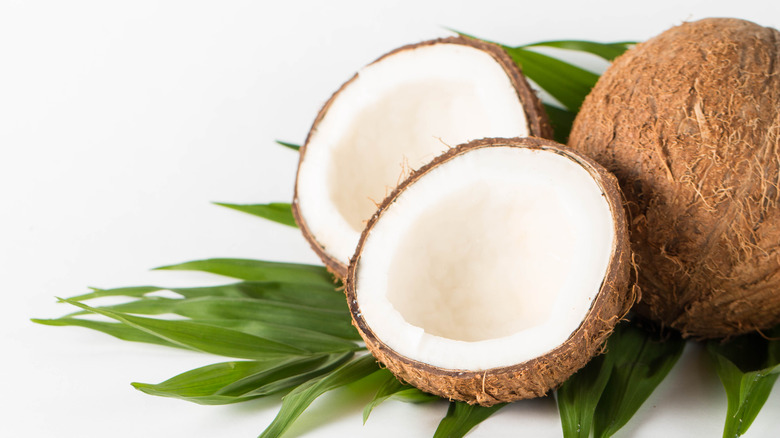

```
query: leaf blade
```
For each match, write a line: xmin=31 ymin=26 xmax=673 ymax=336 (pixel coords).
xmin=276 ymin=140 xmax=300 ymax=151
xmin=708 ymin=332 xmax=780 ymax=438
xmin=258 ymin=354 xmax=380 ymax=438
xmin=215 ymin=202 xmax=297 ymax=228
xmin=132 ymin=352 xmax=354 ymax=405
xmin=502 ymin=47 xmax=599 ymax=111
xmin=557 ymin=353 xmax=614 ymax=438
xmin=521 ymin=40 xmax=635 ymax=61
xmin=593 ymin=324 xmax=685 ymax=438
xmin=59 ymin=298 xmax=310 ymax=360
xmin=362 ymin=370 xmax=436 ymax=423
xmin=433 ymin=401 xmax=505 ymax=438
xmin=31 ymin=317 xmax=181 ymax=349
xmin=542 ymin=104 xmax=576 ymax=144
xmin=153 ymin=258 xmax=335 ymax=286
xmin=71 ymin=281 xmax=346 ymax=311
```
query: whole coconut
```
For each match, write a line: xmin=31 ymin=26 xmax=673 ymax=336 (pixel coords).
xmin=568 ymin=18 xmax=780 ymax=338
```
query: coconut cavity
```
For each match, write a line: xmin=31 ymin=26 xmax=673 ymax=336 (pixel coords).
xmin=386 ymin=182 xmax=575 ymax=343
xmin=347 ymin=138 xmax=632 ymax=405
xmin=568 ymin=18 xmax=780 ymax=338
xmin=295 ymin=38 xmax=551 ymax=276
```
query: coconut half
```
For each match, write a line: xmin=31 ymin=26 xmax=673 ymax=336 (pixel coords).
xmin=293 ymin=37 xmax=551 ymax=277
xmin=346 ymin=137 xmax=632 ymax=406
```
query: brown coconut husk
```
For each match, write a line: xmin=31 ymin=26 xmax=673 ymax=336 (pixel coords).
xmin=568 ymin=18 xmax=780 ymax=338
xmin=345 ymin=137 xmax=633 ymax=406
xmin=292 ymin=37 xmax=553 ymax=279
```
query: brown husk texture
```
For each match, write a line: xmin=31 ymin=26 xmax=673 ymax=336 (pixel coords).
xmin=568 ymin=18 xmax=780 ymax=338
xmin=292 ymin=37 xmax=553 ymax=279
xmin=346 ymin=137 xmax=632 ymax=406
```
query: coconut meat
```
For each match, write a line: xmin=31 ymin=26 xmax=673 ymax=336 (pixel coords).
xmin=296 ymin=43 xmax=530 ymax=265
xmin=355 ymin=147 xmax=615 ymax=370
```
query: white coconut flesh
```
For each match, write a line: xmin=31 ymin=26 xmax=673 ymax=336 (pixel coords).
xmin=355 ymin=147 xmax=616 ymax=370
xmin=296 ymin=43 xmax=531 ymax=265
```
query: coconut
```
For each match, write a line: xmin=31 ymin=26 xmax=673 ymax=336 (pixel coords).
xmin=345 ymin=137 xmax=632 ymax=405
xmin=568 ymin=18 xmax=780 ymax=338
xmin=293 ymin=37 xmax=552 ymax=278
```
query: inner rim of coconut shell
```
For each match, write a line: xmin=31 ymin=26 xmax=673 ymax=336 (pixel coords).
xmin=355 ymin=146 xmax=615 ymax=370
xmin=296 ymin=42 xmax=530 ymax=265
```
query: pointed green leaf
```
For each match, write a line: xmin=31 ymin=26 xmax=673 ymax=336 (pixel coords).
xmin=59 ymin=298 xmax=309 ymax=360
xmin=259 ymin=354 xmax=380 ymax=438
xmin=71 ymin=281 xmax=345 ymax=311
xmin=557 ymin=353 xmax=614 ymax=438
xmin=362 ymin=370 xmax=438 ymax=423
xmin=502 ymin=47 xmax=599 ymax=111
xmin=197 ymin=319 xmax=360 ymax=353
xmin=593 ymin=324 xmax=685 ymax=438
xmin=214 ymin=202 xmax=297 ymax=228
xmin=154 ymin=258 xmax=335 ymax=286
xmin=708 ymin=330 xmax=780 ymax=438
xmin=69 ymin=286 xmax=164 ymax=302
xmin=392 ymin=388 xmax=440 ymax=404
xmin=433 ymin=401 xmax=505 ymax=438
xmin=521 ymin=40 xmax=636 ymax=61
xmin=31 ymin=317 xmax=181 ymax=349
xmin=133 ymin=359 xmax=288 ymax=405
xmin=133 ymin=352 xmax=353 ymax=405
xmin=276 ymin=140 xmax=300 ymax=151
xmin=228 ymin=352 xmax=354 ymax=399
xmin=543 ymin=104 xmax=576 ymax=144
xmin=69 ymin=296 xmax=358 ymax=340
xmin=169 ymin=282 xmax=345 ymax=309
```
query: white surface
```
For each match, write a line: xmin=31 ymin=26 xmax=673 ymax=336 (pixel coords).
xmin=356 ymin=147 xmax=615 ymax=369
xmin=1 ymin=1 xmax=778 ymax=437
xmin=298 ymin=41 xmax=529 ymax=265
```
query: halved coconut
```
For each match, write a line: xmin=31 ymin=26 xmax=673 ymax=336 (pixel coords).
xmin=293 ymin=37 xmax=551 ymax=277
xmin=346 ymin=137 xmax=632 ymax=405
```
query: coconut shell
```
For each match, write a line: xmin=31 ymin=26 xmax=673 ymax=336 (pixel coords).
xmin=346 ymin=137 xmax=633 ymax=406
xmin=293 ymin=37 xmax=553 ymax=279
xmin=568 ymin=18 xmax=780 ymax=338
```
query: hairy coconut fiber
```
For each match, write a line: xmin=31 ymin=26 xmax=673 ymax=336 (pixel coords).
xmin=293 ymin=37 xmax=552 ymax=278
xmin=346 ymin=137 xmax=632 ymax=406
xmin=569 ymin=18 xmax=780 ymax=338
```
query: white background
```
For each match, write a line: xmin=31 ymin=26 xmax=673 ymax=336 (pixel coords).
xmin=2 ymin=1 xmax=779 ymax=437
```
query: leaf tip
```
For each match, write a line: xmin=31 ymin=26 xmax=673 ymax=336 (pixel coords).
xmin=275 ymin=140 xmax=301 ymax=151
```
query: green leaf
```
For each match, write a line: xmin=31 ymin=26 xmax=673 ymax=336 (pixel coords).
xmin=433 ymin=401 xmax=505 ymax=438
xmin=31 ymin=317 xmax=181 ymax=349
xmin=362 ymin=370 xmax=438 ymax=423
xmin=557 ymin=353 xmax=614 ymax=438
xmin=133 ymin=352 xmax=353 ymax=405
xmin=593 ymin=324 xmax=685 ymax=438
xmin=197 ymin=319 xmax=360 ymax=353
xmin=167 ymin=282 xmax=345 ymax=310
xmin=154 ymin=258 xmax=336 ymax=286
xmin=708 ymin=331 xmax=780 ymax=438
xmin=214 ymin=202 xmax=297 ymax=228
xmin=59 ymin=298 xmax=310 ymax=360
xmin=543 ymin=104 xmax=576 ymax=144
xmin=71 ymin=281 xmax=345 ymax=311
xmin=502 ymin=47 xmax=599 ymax=111
xmin=66 ymin=296 xmax=358 ymax=341
xmin=521 ymin=40 xmax=636 ymax=61
xmin=259 ymin=354 xmax=380 ymax=438
xmin=276 ymin=140 xmax=300 ymax=151
xmin=68 ymin=286 xmax=163 ymax=302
